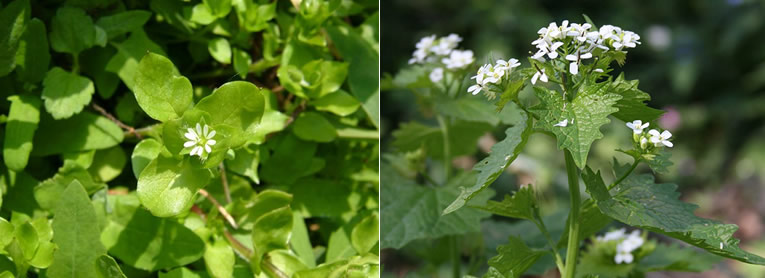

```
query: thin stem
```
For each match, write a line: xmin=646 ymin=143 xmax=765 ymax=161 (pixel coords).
xmin=335 ymin=128 xmax=379 ymax=139
xmin=608 ymin=159 xmax=640 ymax=191
xmin=437 ymin=115 xmax=451 ymax=179
xmin=219 ymin=163 xmax=232 ymax=203
xmin=563 ymin=150 xmax=581 ymax=278
xmin=91 ymin=103 xmax=142 ymax=139
xmin=198 ymin=189 xmax=239 ymax=229
xmin=72 ymin=54 xmax=80 ymax=74
xmin=533 ymin=211 xmax=565 ymax=274
xmin=450 ymin=235 xmax=461 ymax=278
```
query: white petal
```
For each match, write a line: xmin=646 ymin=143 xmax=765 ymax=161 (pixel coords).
xmin=540 ymin=73 xmax=548 ymax=83
xmin=191 ymin=146 xmax=202 ymax=156
xmin=531 ymin=72 xmax=539 ymax=85
xmin=648 ymin=129 xmax=660 ymax=137
xmin=580 ymin=52 xmax=593 ymax=59
xmin=207 ymin=130 xmax=216 ymax=139
xmin=204 ymin=144 xmax=212 ymax=153
xmin=196 ymin=123 xmax=202 ymax=135
xmin=184 ymin=141 xmax=196 ymax=148
xmin=661 ymin=130 xmax=672 ymax=139
xmin=626 ymin=122 xmax=635 ymax=129
xmin=565 ymin=54 xmax=578 ymax=61
xmin=662 ymin=141 xmax=674 ymax=148
xmin=569 ymin=62 xmax=579 ymax=75
xmin=207 ymin=139 xmax=217 ymax=146
xmin=203 ymin=125 xmax=209 ymax=137
xmin=185 ymin=131 xmax=197 ymax=141
xmin=594 ymin=68 xmax=604 ymax=73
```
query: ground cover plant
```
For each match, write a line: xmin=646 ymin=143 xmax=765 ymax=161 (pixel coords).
xmin=0 ymin=0 xmax=380 ymax=277
xmin=381 ymin=17 xmax=765 ymax=277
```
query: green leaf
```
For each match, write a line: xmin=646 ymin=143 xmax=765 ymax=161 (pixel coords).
xmin=260 ymin=134 xmax=317 ymax=185
xmin=131 ymin=138 xmax=162 ymax=178
xmin=34 ymin=163 xmax=106 ymax=210
xmin=290 ymin=211 xmax=316 ymax=268
xmin=609 ymin=74 xmax=664 ymax=123
xmin=137 ymin=155 xmax=212 ymax=217
xmin=351 ymin=213 xmax=379 ymax=254
xmin=101 ymin=194 xmax=205 ymax=271
xmin=49 ymin=7 xmax=96 ymax=54
xmin=204 ymin=237 xmax=234 ymax=278
xmin=266 ymin=250 xmax=309 ymax=277
xmin=443 ymin=105 xmax=532 ymax=214
xmin=195 ymin=81 xmax=265 ymax=139
xmin=434 ymin=97 xmax=502 ymax=125
xmin=248 ymin=109 xmax=288 ymax=144
xmin=325 ymin=23 xmax=379 ymax=127
xmin=189 ymin=4 xmax=216 ymax=25
xmin=291 ymin=178 xmax=359 ymax=219
xmin=239 ymin=189 xmax=292 ymax=229
xmin=14 ymin=18 xmax=50 ymax=83
xmin=309 ymin=90 xmax=360 ymax=116
xmin=292 ymin=111 xmax=337 ymax=142
xmin=487 ymin=236 xmax=547 ymax=278
xmin=28 ymin=241 xmax=56 ymax=268
xmin=95 ymin=10 xmax=152 ymax=39
xmin=204 ymin=0 xmax=232 ymax=18
xmin=644 ymin=149 xmax=673 ymax=175
xmin=32 ymin=111 xmax=123 ymax=156
xmin=41 ymin=67 xmax=95 ymax=119
xmin=88 ymin=146 xmax=127 ymax=182
xmin=80 ymin=47 xmax=120 ymax=99
xmin=326 ymin=226 xmax=356 ymax=263
xmin=133 ymin=52 xmax=193 ymax=122
xmin=226 ymin=145 xmax=260 ymax=184
xmin=232 ymin=48 xmax=251 ymax=79
xmin=0 ymin=218 xmax=13 ymax=249
xmin=14 ymin=221 xmax=38 ymax=260
xmin=380 ymin=166 xmax=492 ymax=249
xmin=208 ymin=37 xmax=232 ymax=64
xmin=95 ymin=255 xmax=127 ymax=278
xmin=251 ymin=206 xmax=293 ymax=274
xmin=529 ymin=84 xmax=622 ymax=168
xmin=0 ymin=0 xmax=30 ymax=77
xmin=582 ymin=167 xmax=765 ymax=265
xmin=105 ymin=29 xmax=165 ymax=90
xmin=303 ymin=60 xmax=349 ymax=98
xmin=159 ymin=268 xmax=202 ymax=278
xmin=392 ymin=120 xmax=492 ymax=160
xmin=476 ymin=186 xmax=536 ymax=220
xmin=293 ymin=254 xmax=379 ymax=278
xmin=48 ymin=180 xmax=106 ymax=278
xmin=3 ymin=95 xmax=40 ymax=171
xmin=637 ymin=243 xmax=721 ymax=272
xmin=234 ymin=1 xmax=276 ymax=32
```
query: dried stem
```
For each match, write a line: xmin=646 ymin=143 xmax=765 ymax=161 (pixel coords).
xmin=198 ymin=189 xmax=239 ymax=229
xmin=219 ymin=163 xmax=232 ymax=203
xmin=91 ymin=103 xmax=142 ymax=139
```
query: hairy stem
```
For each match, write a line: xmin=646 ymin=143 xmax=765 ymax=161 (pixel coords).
xmin=437 ymin=115 xmax=451 ymax=179
xmin=563 ymin=150 xmax=581 ymax=278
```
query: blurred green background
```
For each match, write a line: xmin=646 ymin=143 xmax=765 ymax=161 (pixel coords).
xmin=381 ymin=0 xmax=765 ymax=277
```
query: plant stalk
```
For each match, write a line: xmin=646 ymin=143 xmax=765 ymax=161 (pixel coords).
xmin=563 ymin=150 xmax=581 ymax=278
xmin=437 ymin=115 xmax=451 ymax=179
xmin=450 ymin=235 xmax=461 ymax=278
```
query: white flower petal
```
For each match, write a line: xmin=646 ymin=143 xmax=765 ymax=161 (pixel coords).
xmin=191 ymin=146 xmax=202 ymax=156
xmin=661 ymin=130 xmax=672 ymax=139
xmin=207 ymin=139 xmax=217 ymax=146
xmin=207 ymin=130 xmax=216 ymax=139
xmin=196 ymin=123 xmax=202 ymax=135
xmin=648 ymin=129 xmax=660 ymax=137
xmin=185 ymin=131 xmax=197 ymax=141
xmin=203 ymin=124 xmax=209 ymax=137
xmin=205 ymin=144 xmax=212 ymax=154
xmin=565 ymin=54 xmax=578 ymax=61
xmin=184 ymin=141 xmax=196 ymax=148
xmin=569 ymin=62 xmax=579 ymax=75
xmin=531 ymin=72 xmax=539 ymax=85
xmin=662 ymin=141 xmax=674 ymax=148
xmin=540 ymin=73 xmax=548 ymax=82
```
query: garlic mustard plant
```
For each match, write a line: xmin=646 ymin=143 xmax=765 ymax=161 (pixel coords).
xmin=385 ymin=15 xmax=765 ymax=278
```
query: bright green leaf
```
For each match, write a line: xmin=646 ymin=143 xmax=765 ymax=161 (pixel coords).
xmin=48 ymin=180 xmax=106 ymax=278
xmin=131 ymin=138 xmax=162 ymax=178
xmin=28 ymin=241 xmax=56 ymax=268
xmin=232 ymin=48 xmax=250 ymax=79
xmin=133 ymin=52 xmax=193 ymax=122
xmin=351 ymin=213 xmax=379 ymax=254
xmin=208 ymin=37 xmax=232 ymax=64
xmin=195 ymin=81 xmax=265 ymax=139
xmin=41 ymin=67 xmax=95 ymax=119
xmin=3 ymin=95 xmax=40 ymax=171
xmin=251 ymin=206 xmax=293 ymax=274
xmin=204 ymin=0 xmax=232 ymax=18
xmin=326 ymin=226 xmax=356 ymax=263
xmin=310 ymin=90 xmax=360 ymax=116
xmin=105 ymin=29 xmax=165 ymax=90
xmin=204 ymin=237 xmax=234 ymax=278
xmin=290 ymin=211 xmax=316 ymax=268
xmin=137 ymin=155 xmax=212 ymax=217
xmin=88 ymin=146 xmax=127 ymax=182
xmin=95 ymin=255 xmax=126 ymax=278
xmin=14 ymin=221 xmax=38 ymax=260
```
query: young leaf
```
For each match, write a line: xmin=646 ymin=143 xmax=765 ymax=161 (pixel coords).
xmin=351 ymin=213 xmax=379 ymax=254
xmin=251 ymin=206 xmax=293 ymax=274
xmin=41 ymin=67 xmax=95 ymax=120
xmin=290 ymin=211 xmax=316 ymax=268
xmin=49 ymin=7 xmax=96 ymax=54
xmin=14 ymin=221 xmax=38 ymax=260
xmin=582 ymin=167 xmax=765 ymax=265
xmin=95 ymin=10 xmax=152 ymax=39
xmin=47 ymin=180 xmax=106 ymax=278
xmin=133 ymin=52 xmax=193 ymax=122
xmin=137 ymin=155 xmax=212 ymax=217
xmin=3 ymin=95 xmax=40 ymax=171
xmin=95 ymin=255 xmax=127 ymax=278
xmin=15 ymin=18 xmax=50 ymax=83
xmin=208 ymin=37 xmax=232 ymax=64
xmin=0 ymin=0 xmax=30 ymax=77
xmin=309 ymin=90 xmax=361 ymax=116
xmin=131 ymin=138 xmax=162 ymax=178
xmin=529 ymin=84 xmax=622 ymax=169
xmin=34 ymin=163 xmax=106 ymax=210
xmin=443 ymin=104 xmax=532 ymax=214
xmin=292 ymin=111 xmax=337 ymax=142
xmin=487 ymin=236 xmax=547 ymax=278
xmin=87 ymin=146 xmax=127 ymax=182
xmin=326 ymin=226 xmax=356 ymax=263
xmin=232 ymin=48 xmax=251 ymax=79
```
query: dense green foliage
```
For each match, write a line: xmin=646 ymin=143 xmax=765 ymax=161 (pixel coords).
xmin=0 ymin=0 xmax=380 ymax=277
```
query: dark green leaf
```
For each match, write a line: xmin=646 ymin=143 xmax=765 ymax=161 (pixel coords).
xmin=260 ymin=134 xmax=317 ymax=185
xmin=476 ymin=186 xmax=536 ymax=220
xmin=0 ymin=0 xmax=30 ymax=77
xmin=487 ymin=236 xmax=546 ymax=278
xmin=392 ymin=120 xmax=492 ymax=160
xmin=95 ymin=10 xmax=152 ymax=39
xmin=32 ymin=111 xmax=123 ymax=156
xmin=105 ymin=29 xmax=165 ymax=90
xmin=14 ymin=18 xmax=49 ymax=83
xmin=609 ymin=74 xmax=664 ymax=123
xmin=292 ymin=111 xmax=337 ymax=142
xmin=49 ymin=7 xmax=96 ymax=54
xmin=434 ymin=97 xmax=501 ymax=125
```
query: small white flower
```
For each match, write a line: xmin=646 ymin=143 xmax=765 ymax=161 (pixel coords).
xmin=531 ymin=69 xmax=548 ymax=84
xmin=442 ymin=50 xmax=474 ymax=69
xmin=614 ymin=251 xmax=634 ymax=264
xmin=597 ymin=228 xmax=627 ymax=242
xmin=626 ymin=120 xmax=649 ymax=134
xmin=648 ymin=129 xmax=673 ymax=147
xmin=554 ymin=119 xmax=569 ymax=127
xmin=431 ymin=33 xmax=462 ymax=55
xmin=184 ymin=123 xmax=217 ymax=157
xmin=467 ymin=84 xmax=483 ymax=95
xmin=408 ymin=35 xmax=437 ymax=64
xmin=614 ymin=230 xmax=645 ymax=264
xmin=429 ymin=67 xmax=444 ymax=83
xmin=594 ymin=68 xmax=604 ymax=73
xmin=495 ymin=58 xmax=521 ymax=72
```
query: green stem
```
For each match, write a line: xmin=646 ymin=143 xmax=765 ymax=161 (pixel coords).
xmin=563 ymin=150 xmax=581 ymax=278
xmin=335 ymin=127 xmax=379 ymax=139
xmin=437 ymin=115 xmax=451 ymax=179
xmin=533 ymin=213 xmax=565 ymax=274
xmin=450 ymin=235 xmax=461 ymax=278
xmin=608 ymin=159 xmax=640 ymax=191
xmin=72 ymin=54 xmax=80 ymax=74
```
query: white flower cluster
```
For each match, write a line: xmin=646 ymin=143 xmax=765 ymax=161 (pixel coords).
xmin=467 ymin=59 xmax=521 ymax=97
xmin=408 ymin=34 xmax=475 ymax=75
xmin=596 ymin=228 xmax=645 ymax=264
xmin=530 ymin=20 xmax=641 ymax=78
xmin=184 ymin=123 xmax=217 ymax=157
xmin=626 ymin=120 xmax=673 ymax=149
